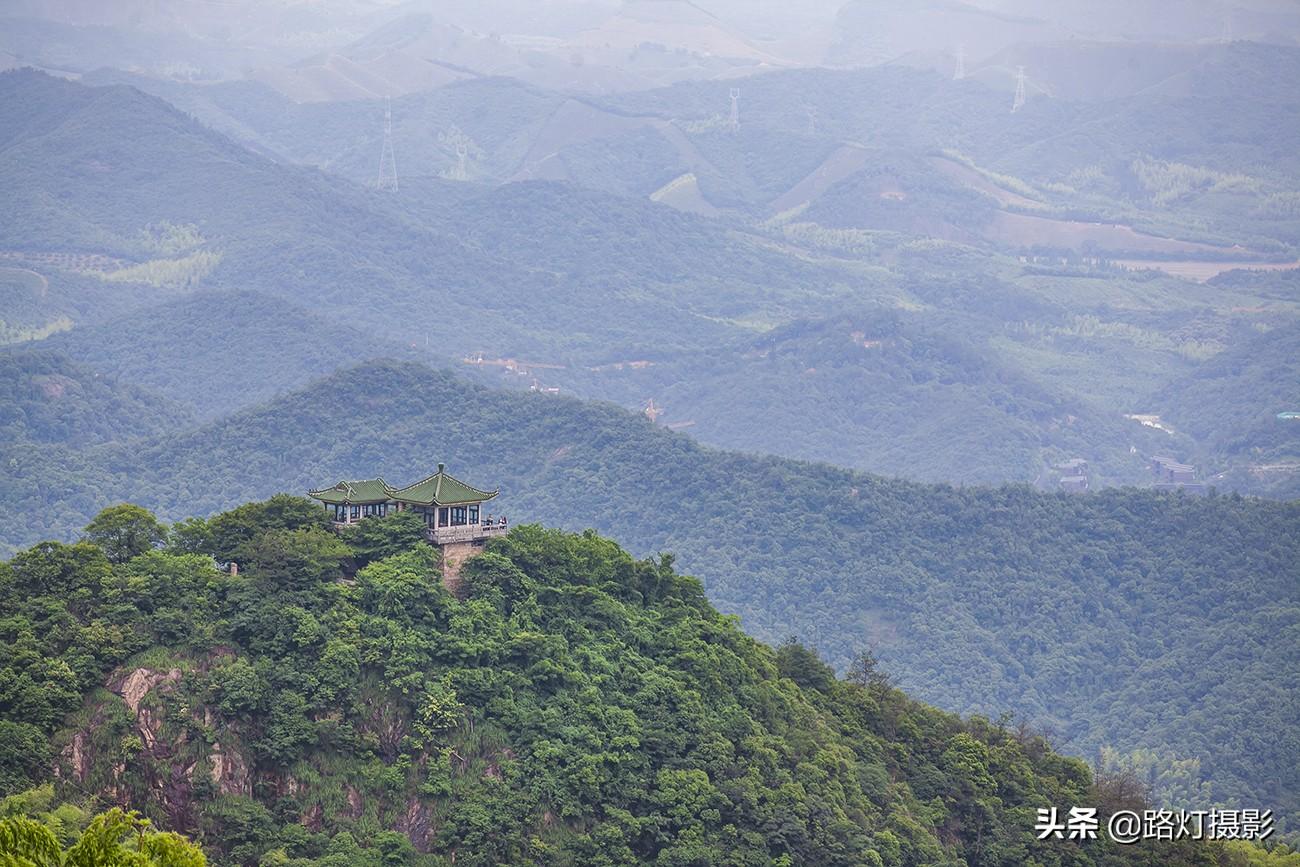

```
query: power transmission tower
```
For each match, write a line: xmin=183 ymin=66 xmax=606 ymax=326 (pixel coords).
xmin=438 ymin=127 xmax=473 ymax=181
xmin=1220 ymin=3 xmax=1233 ymax=42
xmin=806 ymin=106 xmax=818 ymax=135
xmin=454 ymin=141 xmax=468 ymax=181
xmin=953 ymin=44 xmax=966 ymax=81
xmin=644 ymin=398 xmax=663 ymax=423
xmin=376 ymin=96 xmax=398 ymax=192
xmin=728 ymin=88 xmax=740 ymax=132
xmin=1011 ymin=66 xmax=1026 ymax=113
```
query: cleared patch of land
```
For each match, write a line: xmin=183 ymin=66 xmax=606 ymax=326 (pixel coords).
xmin=928 ymin=155 xmax=1043 ymax=209
xmin=650 ymin=172 xmax=720 ymax=216
xmin=769 ymin=144 xmax=872 ymax=215
xmin=984 ymin=210 xmax=1235 ymax=255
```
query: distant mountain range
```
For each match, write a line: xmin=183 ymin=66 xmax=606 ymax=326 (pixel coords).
xmin=3 ymin=67 xmax=1296 ymax=494
xmin=1 ymin=50 xmax=1298 ymax=841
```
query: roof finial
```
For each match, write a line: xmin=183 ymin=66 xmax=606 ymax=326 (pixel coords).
xmin=438 ymin=462 xmax=445 ymax=473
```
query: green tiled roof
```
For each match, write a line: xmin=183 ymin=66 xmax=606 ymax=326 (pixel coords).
xmin=308 ymin=478 xmax=394 ymax=505
xmin=390 ymin=464 xmax=498 ymax=506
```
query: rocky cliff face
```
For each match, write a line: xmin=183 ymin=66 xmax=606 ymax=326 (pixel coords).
xmin=51 ymin=649 xmax=489 ymax=856
xmin=57 ymin=661 xmax=252 ymax=833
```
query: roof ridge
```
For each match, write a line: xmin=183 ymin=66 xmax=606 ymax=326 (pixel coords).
xmin=315 ymin=468 xmax=498 ymax=506
xmin=308 ymin=476 xmax=394 ymax=505
xmin=394 ymin=471 xmax=440 ymax=492
xmin=386 ymin=465 xmax=499 ymax=505
xmin=434 ymin=468 xmax=498 ymax=499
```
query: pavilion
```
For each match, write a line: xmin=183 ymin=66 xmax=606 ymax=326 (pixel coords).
xmin=308 ymin=463 xmax=508 ymax=549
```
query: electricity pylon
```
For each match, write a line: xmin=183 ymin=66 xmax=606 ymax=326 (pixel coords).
xmin=376 ymin=96 xmax=398 ymax=191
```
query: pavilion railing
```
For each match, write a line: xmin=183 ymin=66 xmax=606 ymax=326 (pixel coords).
xmin=427 ymin=519 xmax=509 ymax=545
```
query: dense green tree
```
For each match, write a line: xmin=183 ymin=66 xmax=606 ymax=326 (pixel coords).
xmin=82 ymin=504 xmax=166 ymax=564
xmin=0 ymin=722 xmax=50 ymax=798
xmin=0 ymin=807 xmax=206 ymax=866
xmin=0 ymin=502 xmax=1254 ymax=864
xmin=342 ymin=512 xmax=427 ymax=568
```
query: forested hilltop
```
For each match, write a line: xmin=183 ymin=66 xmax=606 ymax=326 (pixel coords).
xmin=2 ymin=360 xmax=1297 ymax=841
xmin=0 ymin=500 xmax=1259 ymax=866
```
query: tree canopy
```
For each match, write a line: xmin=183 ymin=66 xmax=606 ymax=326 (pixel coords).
xmin=0 ymin=500 xmax=1259 ymax=866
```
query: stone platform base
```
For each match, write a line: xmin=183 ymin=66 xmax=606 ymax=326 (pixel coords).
xmin=437 ymin=540 xmax=487 ymax=598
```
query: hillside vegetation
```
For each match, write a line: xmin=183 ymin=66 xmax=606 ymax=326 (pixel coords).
xmin=527 ymin=309 xmax=1174 ymax=486
xmin=1152 ymin=319 xmax=1300 ymax=496
xmin=0 ymin=360 xmax=1296 ymax=838
xmin=0 ymin=499 xmax=1231 ymax=866
xmin=38 ymin=290 xmax=414 ymax=419
xmin=0 ymin=351 xmax=193 ymax=447
xmin=0 ymin=70 xmax=849 ymax=362
xmin=1 ymin=15 xmax=1299 ymax=867
xmin=3 ymin=68 xmax=1297 ymax=492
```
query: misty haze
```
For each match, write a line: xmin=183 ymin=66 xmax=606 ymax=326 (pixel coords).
xmin=0 ymin=1 xmax=1297 ymax=865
